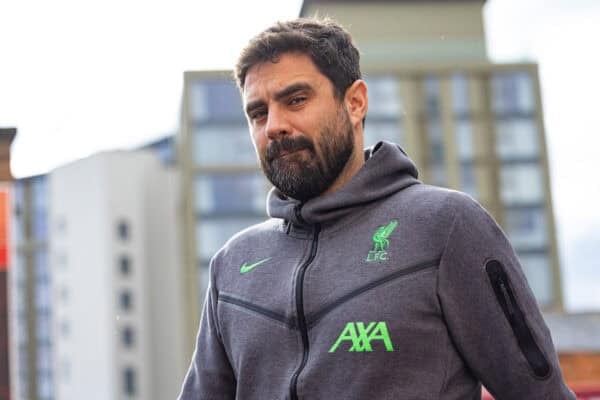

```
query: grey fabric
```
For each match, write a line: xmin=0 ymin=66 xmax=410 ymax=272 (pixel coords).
xmin=178 ymin=141 xmax=574 ymax=400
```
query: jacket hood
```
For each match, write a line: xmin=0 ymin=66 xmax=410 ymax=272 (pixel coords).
xmin=267 ymin=141 xmax=420 ymax=226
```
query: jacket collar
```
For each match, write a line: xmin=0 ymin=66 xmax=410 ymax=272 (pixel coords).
xmin=267 ymin=141 xmax=420 ymax=227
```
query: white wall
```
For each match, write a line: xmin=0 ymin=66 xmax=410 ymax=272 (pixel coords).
xmin=50 ymin=150 xmax=186 ymax=400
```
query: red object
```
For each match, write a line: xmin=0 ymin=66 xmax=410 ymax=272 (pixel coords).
xmin=0 ymin=189 xmax=8 ymax=270
xmin=483 ymin=386 xmax=600 ymax=399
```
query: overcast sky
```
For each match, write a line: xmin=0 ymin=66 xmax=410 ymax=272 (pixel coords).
xmin=1 ymin=0 xmax=598 ymax=311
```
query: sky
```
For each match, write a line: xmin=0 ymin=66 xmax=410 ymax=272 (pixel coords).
xmin=1 ymin=0 xmax=599 ymax=311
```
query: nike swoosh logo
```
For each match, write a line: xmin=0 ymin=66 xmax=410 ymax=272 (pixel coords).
xmin=240 ymin=257 xmax=271 ymax=274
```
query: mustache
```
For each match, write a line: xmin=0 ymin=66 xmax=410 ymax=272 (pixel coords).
xmin=265 ymin=136 xmax=315 ymax=163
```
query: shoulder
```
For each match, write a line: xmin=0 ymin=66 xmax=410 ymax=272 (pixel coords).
xmin=389 ymin=183 xmax=482 ymax=224
xmin=209 ymin=218 xmax=283 ymax=270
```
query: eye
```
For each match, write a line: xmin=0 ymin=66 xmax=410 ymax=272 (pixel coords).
xmin=250 ymin=109 xmax=267 ymax=121
xmin=289 ymin=96 xmax=307 ymax=106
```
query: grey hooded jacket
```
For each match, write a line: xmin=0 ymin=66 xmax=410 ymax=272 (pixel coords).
xmin=178 ymin=141 xmax=574 ymax=400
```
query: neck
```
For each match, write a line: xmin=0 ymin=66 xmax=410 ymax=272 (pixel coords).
xmin=322 ymin=144 xmax=365 ymax=196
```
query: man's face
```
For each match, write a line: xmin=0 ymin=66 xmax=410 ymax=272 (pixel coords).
xmin=243 ymin=53 xmax=355 ymax=202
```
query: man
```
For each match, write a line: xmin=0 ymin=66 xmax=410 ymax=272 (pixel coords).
xmin=179 ymin=18 xmax=574 ymax=399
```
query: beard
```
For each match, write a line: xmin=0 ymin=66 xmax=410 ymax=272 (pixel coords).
xmin=259 ymin=107 xmax=355 ymax=202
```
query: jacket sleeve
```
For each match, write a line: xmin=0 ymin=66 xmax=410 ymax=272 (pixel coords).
xmin=177 ymin=259 xmax=236 ymax=400
xmin=437 ymin=193 xmax=574 ymax=399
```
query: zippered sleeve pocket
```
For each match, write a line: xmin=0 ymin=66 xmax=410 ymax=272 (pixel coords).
xmin=485 ymin=259 xmax=551 ymax=379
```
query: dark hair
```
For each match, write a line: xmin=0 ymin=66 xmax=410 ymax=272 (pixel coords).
xmin=234 ymin=17 xmax=362 ymax=99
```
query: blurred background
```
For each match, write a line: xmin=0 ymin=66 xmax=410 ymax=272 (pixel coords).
xmin=1 ymin=0 xmax=599 ymax=399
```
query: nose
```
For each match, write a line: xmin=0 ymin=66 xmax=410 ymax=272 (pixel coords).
xmin=265 ymin=106 xmax=292 ymax=140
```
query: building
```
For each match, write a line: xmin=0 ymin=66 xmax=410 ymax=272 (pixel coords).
xmin=48 ymin=150 xmax=186 ymax=400
xmin=9 ymin=174 xmax=52 ymax=400
xmin=0 ymin=127 xmax=16 ymax=400
xmin=178 ymin=0 xmax=564 ymax=346
xmin=8 ymin=140 xmax=185 ymax=400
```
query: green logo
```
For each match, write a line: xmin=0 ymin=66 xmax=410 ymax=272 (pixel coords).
xmin=329 ymin=322 xmax=394 ymax=353
xmin=240 ymin=257 xmax=271 ymax=274
xmin=366 ymin=220 xmax=398 ymax=262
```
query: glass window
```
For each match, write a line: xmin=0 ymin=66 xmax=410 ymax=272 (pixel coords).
xmin=455 ymin=119 xmax=474 ymax=161
xmin=31 ymin=177 xmax=49 ymax=241
xmin=122 ymin=326 xmax=134 ymax=347
xmin=36 ymin=310 xmax=52 ymax=341
xmin=148 ymin=138 xmax=175 ymax=165
xmin=61 ymin=359 xmax=71 ymax=383
xmin=192 ymin=125 xmax=256 ymax=167
xmin=364 ymin=121 xmax=403 ymax=148
xmin=13 ymin=182 xmax=25 ymax=242
xmin=495 ymin=117 xmax=539 ymax=160
xmin=423 ymin=76 xmax=440 ymax=117
xmin=504 ymin=207 xmax=548 ymax=249
xmin=117 ymin=220 xmax=130 ymax=241
xmin=120 ymin=291 xmax=132 ymax=311
xmin=459 ymin=163 xmax=478 ymax=198
xmin=124 ymin=367 xmax=136 ymax=396
xmin=33 ymin=209 xmax=48 ymax=242
xmin=60 ymin=286 xmax=69 ymax=302
xmin=36 ymin=342 xmax=52 ymax=371
xmin=364 ymin=75 xmax=402 ymax=117
xmin=426 ymin=118 xmax=446 ymax=187
xmin=190 ymin=79 xmax=244 ymax=122
xmin=119 ymin=255 xmax=131 ymax=276
xmin=518 ymin=254 xmax=553 ymax=307
xmin=195 ymin=172 xmax=266 ymax=215
xmin=60 ymin=320 xmax=70 ymax=337
xmin=38 ymin=370 xmax=54 ymax=399
xmin=492 ymin=71 xmax=535 ymax=115
xmin=196 ymin=217 xmax=265 ymax=259
xmin=500 ymin=164 xmax=544 ymax=205
xmin=451 ymin=73 xmax=470 ymax=115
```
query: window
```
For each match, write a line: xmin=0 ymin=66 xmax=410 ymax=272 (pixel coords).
xmin=192 ymin=125 xmax=256 ymax=167
xmin=195 ymin=173 xmax=266 ymax=215
xmin=122 ymin=326 xmax=134 ymax=347
xmin=492 ymin=71 xmax=535 ymax=115
xmin=117 ymin=220 xmax=130 ymax=241
xmin=124 ymin=367 xmax=136 ymax=396
xmin=500 ymin=164 xmax=545 ymax=205
xmin=495 ymin=117 xmax=539 ymax=160
xmin=451 ymin=73 xmax=470 ymax=115
xmin=61 ymin=359 xmax=71 ymax=382
xmin=426 ymin=117 xmax=446 ymax=187
xmin=518 ymin=254 xmax=553 ymax=307
xmin=423 ymin=76 xmax=441 ymax=117
xmin=56 ymin=217 xmax=67 ymax=234
xmin=459 ymin=163 xmax=477 ymax=198
xmin=455 ymin=119 xmax=474 ymax=161
xmin=363 ymin=75 xmax=402 ymax=117
xmin=119 ymin=255 xmax=131 ymax=276
xmin=60 ymin=320 xmax=70 ymax=337
xmin=120 ymin=291 xmax=132 ymax=311
xmin=363 ymin=121 xmax=404 ymax=149
xmin=190 ymin=79 xmax=244 ymax=122
xmin=32 ymin=177 xmax=49 ymax=241
xmin=196 ymin=217 xmax=265 ymax=259
xmin=504 ymin=207 xmax=548 ymax=249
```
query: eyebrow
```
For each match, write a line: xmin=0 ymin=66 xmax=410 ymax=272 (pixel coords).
xmin=245 ymin=82 xmax=314 ymax=116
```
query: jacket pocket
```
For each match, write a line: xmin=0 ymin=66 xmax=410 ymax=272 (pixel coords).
xmin=485 ymin=259 xmax=551 ymax=379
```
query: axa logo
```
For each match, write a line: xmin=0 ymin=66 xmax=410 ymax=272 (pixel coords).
xmin=329 ymin=322 xmax=394 ymax=353
xmin=366 ymin=220 xmax=398 ymax=262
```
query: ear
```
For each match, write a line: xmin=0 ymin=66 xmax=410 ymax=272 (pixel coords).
xmin=344 ymin=79 xmax=368 ymax=129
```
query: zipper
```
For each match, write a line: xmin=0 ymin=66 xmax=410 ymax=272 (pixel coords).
xmin=485 ymin=259 xmax=551 ymax=379
xmin=289 ymin=223 xmax=320 ymax=400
